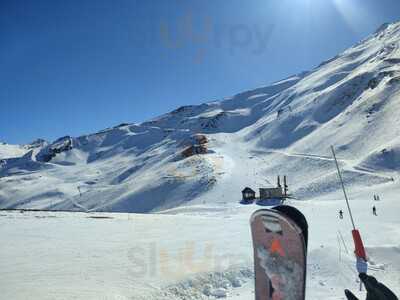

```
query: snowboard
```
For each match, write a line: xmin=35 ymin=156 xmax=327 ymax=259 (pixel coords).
xmin=250 ymin=205 xmax=308 ymax=300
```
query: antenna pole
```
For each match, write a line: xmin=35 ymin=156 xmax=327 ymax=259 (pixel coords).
xmin=331 ymin=146 xmax=356 ymax=230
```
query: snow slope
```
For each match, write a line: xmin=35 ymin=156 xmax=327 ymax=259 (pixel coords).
xmin=1 ymin=21 xmax=400 ymax=213
xmin=0 ymin=143 xmax=28 ymax=159
xmin=1 ymin=185 xmax=399 ymax=300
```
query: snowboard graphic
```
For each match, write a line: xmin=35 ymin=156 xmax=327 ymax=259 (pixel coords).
xmin=250 ymin=206 xmax=308 ymax=300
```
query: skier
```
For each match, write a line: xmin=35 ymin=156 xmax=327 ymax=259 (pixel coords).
xmin=345 ymin=258 xmax=398 ymax=300
xmin=372 ymin=206 xmax=377 ymax=216
xmin=339 ymin=210 xmax=344 ymax=219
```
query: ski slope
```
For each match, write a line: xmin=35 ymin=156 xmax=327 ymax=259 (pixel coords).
xmin=1 ymin=185 xmax=399 ymax=299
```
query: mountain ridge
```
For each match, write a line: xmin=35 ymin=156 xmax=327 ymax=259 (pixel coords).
xmin=1 ymin=21 xmax=400 ymax=212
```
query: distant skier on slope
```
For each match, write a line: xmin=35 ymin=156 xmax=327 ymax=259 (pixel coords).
xmin=372 ymin=206 xmax=377 ymax=216
xmin=345 ymin=258 xmax=398 ymax=300
xmin=339 ymin=210 xmax=344 ymax=219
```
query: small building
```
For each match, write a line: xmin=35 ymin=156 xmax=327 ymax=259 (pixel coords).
xmin=181 ymin=134 xmax=208 ymax=158
xmin=241 ymin=187 xmax=256 ymax=203
xmin=181 ymin=144 xmax=208 ymax=158
xmin=259 ymin=187 xmax=283 ymax=200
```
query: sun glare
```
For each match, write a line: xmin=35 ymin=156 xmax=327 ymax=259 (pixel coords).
xmin=332 ymin=0 xmax=372 ymax=33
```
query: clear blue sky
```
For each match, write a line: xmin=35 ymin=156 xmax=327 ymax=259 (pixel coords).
xmin=1 ymin=0 xmax=399 ymax=144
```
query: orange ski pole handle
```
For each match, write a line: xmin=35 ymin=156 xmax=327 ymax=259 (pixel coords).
xmin=352 ymin=229 xmax=367 ymax=260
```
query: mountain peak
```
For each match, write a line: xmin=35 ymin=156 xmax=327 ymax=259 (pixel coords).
xmin=1 ymin=22 xmax=400 ymax=212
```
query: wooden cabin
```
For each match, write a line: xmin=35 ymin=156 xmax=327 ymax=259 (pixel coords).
xmin=192 ymin=134 xmax=208 ymax=145
xmin=181 ymin=134 xmax=208 ymax=158
xmin=181 ymin=144 xmax=208 ymax=158
xmin=241 ymin=187 xmax=256 ymax=203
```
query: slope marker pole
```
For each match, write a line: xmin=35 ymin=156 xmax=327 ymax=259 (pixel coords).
xmin=338 ymin=230 xmax=349 ymax=254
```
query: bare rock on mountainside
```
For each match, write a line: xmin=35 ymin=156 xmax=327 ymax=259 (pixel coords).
xmin=36 ymin=136 xmax=73 ymax=162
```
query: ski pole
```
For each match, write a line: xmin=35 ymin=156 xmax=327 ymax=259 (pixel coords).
xmin=331 ymin=146 xmax=367 ymax=290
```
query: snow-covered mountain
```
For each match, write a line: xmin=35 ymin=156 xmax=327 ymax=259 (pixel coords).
xmin=1 ymin=21 xmax=400 ymax=212
xmin=2 ymin=21 xmax=400 ymax=300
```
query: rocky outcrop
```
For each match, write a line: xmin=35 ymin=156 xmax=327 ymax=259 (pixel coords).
xmin=36 ymin=136 xmax=73 ymax=162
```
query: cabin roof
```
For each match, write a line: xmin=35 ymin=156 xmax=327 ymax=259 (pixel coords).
xmin=259 ymin=187 xmax=281 ymax=191
xmin=242 ymin=187 xmax=255 ymax=193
